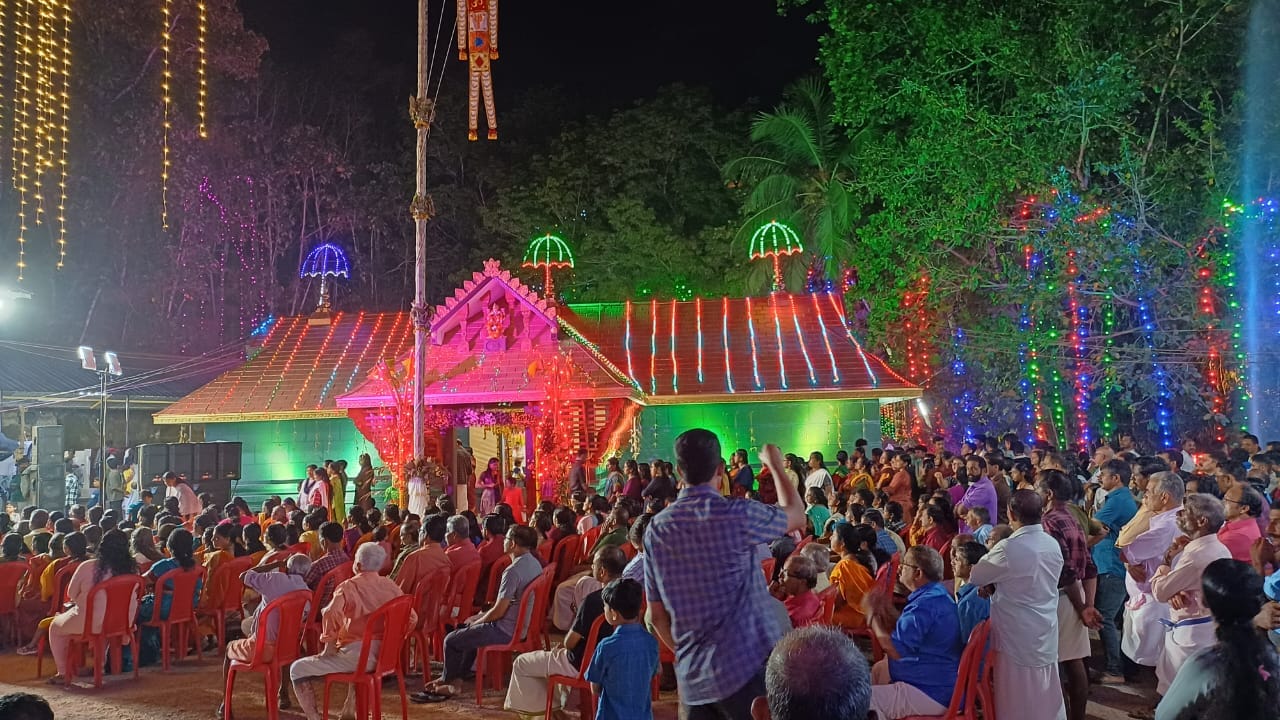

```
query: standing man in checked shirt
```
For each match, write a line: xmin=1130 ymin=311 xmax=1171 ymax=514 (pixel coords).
xmin=1036 ymin=470 xmax=1103 ymax=720
xmin=644 ymin=430 xmax=806 ymax=720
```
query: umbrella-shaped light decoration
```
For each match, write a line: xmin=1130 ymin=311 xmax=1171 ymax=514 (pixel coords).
xmin=522 ymin=233 xmax=575 ymax=301
xmin=749 ymin=220 xmax=805 ymax=291
xmin=301 ymin=241 xmax=351 ymax=311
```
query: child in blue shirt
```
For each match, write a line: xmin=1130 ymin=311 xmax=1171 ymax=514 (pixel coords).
xmin=586 ymin=578 xmax=658 ymax=720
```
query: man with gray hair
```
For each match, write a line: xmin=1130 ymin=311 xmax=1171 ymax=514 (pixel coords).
xmin=444 ymin=513 xmax=480 ymax=567
xmin=1150 ymin=493 xmax=1230 ymax=694
xmin=799 ymin=541 xmax=832 ymax=592
xmin=749 ymin=625 xmax=871 ymax=720
xmin=290 ymin=542 xmax=415 ymax=720
xmin=1118 ymin=471 xmax=1184 ymax=668
xmin=220 ymin=553 xmax=313 ymax=716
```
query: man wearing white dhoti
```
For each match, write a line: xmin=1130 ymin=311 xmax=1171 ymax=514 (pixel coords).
xmin=968 ymin=489 xmax=1066 ymax=720
xmin=1149 ymin=492 xmax=1231 ymax=695
xmin=1118 ymin=471 xmax=1184 ymax=668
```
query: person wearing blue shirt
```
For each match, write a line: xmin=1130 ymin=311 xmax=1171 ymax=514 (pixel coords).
xmin=866 ymin=545 xmax=964 ymax=719
xmin=1088 ymin=458 xmax=1138 ymax=683
xmin=951 ymin=540 xmax=991 ymax=641
xmin=586 ymin=578 xmax=658 ymax=720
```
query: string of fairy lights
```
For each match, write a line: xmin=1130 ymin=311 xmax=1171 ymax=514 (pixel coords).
xmin=0 ymin=0 xmax=72 ymax=279
xmin=0 ymin=0 xmax=212 ymax=278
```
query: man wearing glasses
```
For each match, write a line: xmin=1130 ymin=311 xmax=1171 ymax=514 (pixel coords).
xmin=864 ymin=545 xmax=963 ymax=719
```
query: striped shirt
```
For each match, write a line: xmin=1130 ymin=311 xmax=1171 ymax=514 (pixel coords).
xmin=644 ymin=484 xmax=789 ymax=704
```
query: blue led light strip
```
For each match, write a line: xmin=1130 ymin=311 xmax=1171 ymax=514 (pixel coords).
xmin=811 ymin=294 xmax=840 ymax=383
xmin=788 ymin=295 xmax=817 ymax=385
xmin=722 ymin=296 xmax=735 ymax=393
xmin=745 ymin=296 xmax=764 ymax=390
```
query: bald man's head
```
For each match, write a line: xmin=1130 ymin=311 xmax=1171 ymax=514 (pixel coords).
xmin=752 ymin=626 xmax=870 ymax=720
xmin=1008 ymin=489 xmax=1044 ymax=527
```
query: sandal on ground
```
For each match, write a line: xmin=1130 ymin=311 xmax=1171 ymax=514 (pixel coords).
xmin=409 ymin=692 xmax=453 ymax=704
xmin=15 ymin=645 xmax=37 ymax=656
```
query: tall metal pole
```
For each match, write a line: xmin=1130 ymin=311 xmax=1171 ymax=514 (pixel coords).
xmin=408 ymin=0 xmax=434 ymax=503
xmin=100 ymin=371 xmax=108 ymax=496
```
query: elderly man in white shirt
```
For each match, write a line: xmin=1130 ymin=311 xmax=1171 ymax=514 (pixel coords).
xmin=1149 ymin=493 xmax=1231 ymax=695
xmin=1118 ymin=471 xmax=1185 ymax=667
xmin=968 ymin=489 xmax=1066 ymax=720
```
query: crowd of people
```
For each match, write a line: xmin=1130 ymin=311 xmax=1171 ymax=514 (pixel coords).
xmin=2 ymin=429 xmax=1280 ymax=720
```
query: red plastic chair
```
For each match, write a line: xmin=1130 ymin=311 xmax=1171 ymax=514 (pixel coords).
xmin=304 ymin=561 xmax=354 ymax=654
xmin=816 ymin=584 xmax=838 ymax=625
xmin=321 ymin=594 xmax=415 ymax=720
xmin=901 ymin=620 xmax=992 ymax=720
xmin=474 ymin=568 xmax=553 ymax=705
xmin=34 ymin=560 xmax=84 ymax=677
xmin=141 ymin=565 xmax=206 ymax=671
xmin=433 ymin=559 xmax=482 ymax=659
xmin=546 ymin=614 xmax=606 ymax=719
xmin=0 ymin=562 xmax=28 ymax=647
xmin=403 ymin=568 xmax=450 ymax=683
xmin=761 ymin=557 xmax=776 ymax=583
xmin=199 ymin=554 xmax=258 ymax=653
xmin=580 ymin=526 xmax=602 ymax=558
xmin=550 ymin=536 xmax=582 ymax=588
xmin=223 ymin=589 xmax=312 ymax=720
xmin=620 ymin=542 xmax=637 ymax=561
xmin=286 ymin=542 xmax=311 ymax=556
xmin=483 ymin=554 xmax=513 ymax=605
xmin=63 ymin=574 xmax=145 ymax=688
xmin=535 ymin=562 xmax=558 ymax=650
xmin=537 ymin=539 xmax=554 ymax=565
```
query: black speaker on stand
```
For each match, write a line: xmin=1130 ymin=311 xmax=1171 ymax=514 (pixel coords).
xmin=33 ymin=425 xmax=65 ymax=511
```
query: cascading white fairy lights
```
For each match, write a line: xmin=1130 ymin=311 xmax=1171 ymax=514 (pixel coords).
xmin=3 ymin=0 xmax=71 ymax=279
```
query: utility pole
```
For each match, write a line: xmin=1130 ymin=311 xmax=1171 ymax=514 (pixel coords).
xmin=407 ymin=0 xmax=435 ymax=504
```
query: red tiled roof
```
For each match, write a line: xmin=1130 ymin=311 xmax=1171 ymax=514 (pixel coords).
xmin=557 ymin=293 xmax=918 ymax=403
xmin=154 ymin=311 xmax=414 ymax=423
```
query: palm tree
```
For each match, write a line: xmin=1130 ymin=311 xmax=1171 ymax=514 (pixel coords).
xmin=726 ymin=77 xmax=860 ymax=289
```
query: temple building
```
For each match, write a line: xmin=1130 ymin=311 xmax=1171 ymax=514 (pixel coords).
xmin=154 ymin=258 xmax=919 ymax=504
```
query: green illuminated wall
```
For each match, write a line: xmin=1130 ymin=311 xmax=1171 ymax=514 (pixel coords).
xmin=633 ymin=399 xmax=882 ymax=460
xmin=205 ymin=418 xmax=385 ymax=505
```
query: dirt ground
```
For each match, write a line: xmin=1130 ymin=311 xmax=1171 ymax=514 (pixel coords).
xmin=0 ymin=649 xmax=678 ymax=720
xmin=0 ymin=647 xmax=1156 ymax=720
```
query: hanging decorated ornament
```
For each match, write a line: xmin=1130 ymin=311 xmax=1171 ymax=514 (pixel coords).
xmin=522 ymin=232 xmax=574 ymax=301
xmin=458 ymin=0 xmax=498 ymax=141
xmin=300 ymin=241 xmax=351 ymax=311
xmin=749 ymin=220 xmax=804 ymax=291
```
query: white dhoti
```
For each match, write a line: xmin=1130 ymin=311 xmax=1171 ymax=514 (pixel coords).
xmin=1156 ymin=618 xmax=1216 ymax=694
xmin=869 ymin=658 xmax=948 ymax=719
xmin=1056 ymin=592 xmax=1091 ymax=662
xmin=551 ymin=573 xmax=600 ymax=632
xmin=994 ymin=658 xmax=1066 ymax=720
xmin=290 ymin=641 xmax=377 ymax=720
xmin=503 ymin=646 xmax=580 ymax=715
xmin=1121 ymin=592 xmax=1169 ymax=667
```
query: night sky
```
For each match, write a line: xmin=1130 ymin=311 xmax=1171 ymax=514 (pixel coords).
xmin=239 ymin=0 xmax=822 ymax=113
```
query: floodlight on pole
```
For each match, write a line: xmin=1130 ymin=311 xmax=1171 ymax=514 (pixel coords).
xmin=78 ymin=346 xmax=122 ymax=500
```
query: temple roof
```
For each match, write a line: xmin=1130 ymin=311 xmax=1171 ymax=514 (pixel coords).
xmin=557 ymin=293 xmax=918 ymax=404
xmin=156 ymin=264 xmax=917 ymax=425
xmin=154 ymin=311 xmax=415 ymax=424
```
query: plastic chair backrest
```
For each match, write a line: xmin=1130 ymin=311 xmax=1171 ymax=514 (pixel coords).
xmin=0 ymin=562 xmax=28 ymax=613
xmin=550 ymin=537 xmax=580 ymax=586
xmin=412 ymin=568 xmax=451 ymax=631
xmin=572 ymin=615 xmax=608 ymax=681
xmin=816 ymin=584 xmax=838 ymax=624
xmin=49 ymin=559 xmax=83 ymax=613
xmin=944 ymin=619 xmax=991 ymax=717
xmin=447 ymin=560 xmax=483 ymax=616
xmin=351 ymin=594 xmax=415 ymax=678
xmin=310 ymin=561 xmax=355 ymax=620
xmin=508 ymin=572 xmax=548 ymax=647
xmin=287 ymin=543 xmax=311 ymax=556
xmin=245 ymin=589 xmax=313 ymax=667
xmin=761 ymin=557 xmax=776 ymax=582
xmin=149 ymin=566 xmax=206 ymax=623
xmin=483 ymin=555 xmax=512 ymax=605
xmin=877 ymin=553 xmax=900 ymax=594
xmin=537 ymin=539 xmax=554 ymax=565
xmin=79 ymin=573 xmax=144 ymax=639
xmin=580 ymin=526 xmax=602 ymax=557
xmin=213 ymin=555 xmax=258 ymax=611
xmin=620 ymin=542 xmax=637 ymax=561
